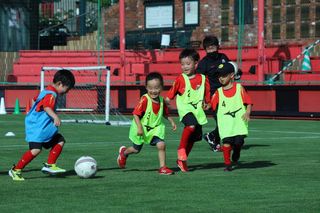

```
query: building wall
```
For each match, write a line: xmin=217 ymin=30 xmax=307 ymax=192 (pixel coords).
xmin=103 ymin=0 xmax=320 ymax=49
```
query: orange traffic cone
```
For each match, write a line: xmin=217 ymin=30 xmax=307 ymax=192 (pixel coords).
xmin=25 ymin=100 xmax=31 ymax=114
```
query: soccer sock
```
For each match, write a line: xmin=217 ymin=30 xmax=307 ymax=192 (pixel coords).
xmin=15 ymin=150 xmax=36 ymax=170
xmin=186 ymin=141 xmax=195 ymax=156
xmin=232 ymin=145 xmax=242 ymax=162
xmin=222 ymin=145 xmax=232 ymax=166
xmin=47 ymin=144 xmax=63 ymax=164
xmin=178 ymin=126 xmax=195 ymax=150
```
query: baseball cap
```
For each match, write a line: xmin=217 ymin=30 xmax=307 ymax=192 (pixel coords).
xmin=217 ymin=62 xmax=237 ymax=76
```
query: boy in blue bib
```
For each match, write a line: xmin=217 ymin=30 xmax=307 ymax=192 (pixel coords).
xmin=9 ymin=69 xmax=75 ymax=181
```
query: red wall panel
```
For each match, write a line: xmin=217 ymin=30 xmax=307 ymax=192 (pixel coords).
xmin=248 ymin=90 xmax=276 ymax=111
xmin=299 ymin=91 xmax=320 ymax=112
xmin=126 ymin=90 xmax=141 ymax=109
xmin=5 ymin=90 xmax=39 ymax=108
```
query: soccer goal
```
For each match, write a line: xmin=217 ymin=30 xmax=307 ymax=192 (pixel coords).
xmin=40 ymin=66 xmax=131 ymax=125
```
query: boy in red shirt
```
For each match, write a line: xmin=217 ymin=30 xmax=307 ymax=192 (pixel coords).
xmin=165 ymin=48 xmax=211 ymax=172
xmin=211 ymin=62 xmax=252 ymax=171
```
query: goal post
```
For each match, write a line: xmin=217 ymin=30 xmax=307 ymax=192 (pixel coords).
xmin=40 ymin=66 xmax=131 ymax=125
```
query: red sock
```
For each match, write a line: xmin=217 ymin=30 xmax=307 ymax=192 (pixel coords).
xmin=15 ymin=150 xmax=36 ymax=170
xmin=223 ymin=145 xmax=232 ymax=166
xmin=47 ymin=144 xmax=63 ymax=164
xmin=178 ymin=126 xmax=195 ymax=150
xmin=186 ymin=141 xmax=195 ymax=156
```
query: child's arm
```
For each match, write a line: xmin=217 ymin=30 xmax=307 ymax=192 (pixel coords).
xmin=44 ymin=107 xmax=61 ymax=126
xmin=165 ymin=116 xmax=177 ymax=131
xmin=133 ymin=114 xmax=144 ymax=136
xmin=242 ymin=104 xmax=252 ymax=122
xmin=203 ymin=76 xmax=211 ymax=110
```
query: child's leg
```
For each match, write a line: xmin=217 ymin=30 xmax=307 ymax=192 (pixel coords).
xmin=44 ymin=134 xmax=65 ymax=165
xmin=117 ymin=143 xmax=142 ymax=169
xmin=156 ymin=141 xmax=166 ymax=168
xmin=222 ymin=139 xmax=232 ymax=171
xmin=178 ymin=125 xmax=195 ymax=161
xmin=232 ymin=136 xmax=245 ymax=163
xmin=15 ymin=147 xmax=41 ymax=170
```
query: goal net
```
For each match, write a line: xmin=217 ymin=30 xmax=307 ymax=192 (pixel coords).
xmin=40 ymin=66 xmax=131 ymax=125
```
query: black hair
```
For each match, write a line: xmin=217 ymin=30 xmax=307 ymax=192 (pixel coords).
xmin=53 ymin=69 xmax=75 ymax=89
xmin=145 ymin=72 xmax=164 ymax=87
xmin=179 ymin=48 xmax=200 ymax=62
xmin=202 ymin=35 xmax=219 ymax=50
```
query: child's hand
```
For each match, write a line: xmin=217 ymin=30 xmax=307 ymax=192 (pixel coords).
xmin=171 ymin=121 xmax=177 ymax=131
xmin=242 ymin=112 xmax=250 ymax=122
xmin=53 ymin=117 xmax=61 ymax=126
xmin=137 ymin=126 xmax=143 ymax=136
xmin=203 ymin=102 xmax=211 ymax=110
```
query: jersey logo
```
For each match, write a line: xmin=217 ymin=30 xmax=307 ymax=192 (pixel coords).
xmin=188 ymin=100 xmax=202 ymax=109
xmin=144 ymin=124 xmax=159 ymax=132
xmin=224 ymin=107 xmax=242 ymax=118
xmin=187 ymin=89 xmax=191 ymax=97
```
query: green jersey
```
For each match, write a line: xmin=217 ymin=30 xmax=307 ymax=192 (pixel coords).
xmin=129 ymin=94 xmax=165 ymax=145
xmin=176 ymin=74 xmax=207 ymax=125
xmin=217 ymin=83 xmax=248 ymax=140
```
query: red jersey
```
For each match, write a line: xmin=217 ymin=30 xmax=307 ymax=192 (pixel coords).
xmin=33 ymin=85 xmax=57 ymax=112
xmin=133 ymin=95 xmax=169 ymax=118
xmin=166 ymin=74 xmax=211 ymax=103
xmin=210 ymin=82 xmax=252 ymax=111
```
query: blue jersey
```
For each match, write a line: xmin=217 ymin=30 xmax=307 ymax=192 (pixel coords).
xmin=25 ymin=90 xmax=58 ymax=143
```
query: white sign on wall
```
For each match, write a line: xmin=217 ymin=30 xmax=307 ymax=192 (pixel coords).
xmin=184 ymin=1 xmax=199 ymax=25
xmin=145 ymin=5 xmax=173 ymax=29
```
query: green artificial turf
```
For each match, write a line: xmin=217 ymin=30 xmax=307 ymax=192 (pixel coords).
xmin=0 ymin=115 xmax=319 ymax=213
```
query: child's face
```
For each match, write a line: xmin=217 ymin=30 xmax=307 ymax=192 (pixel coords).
xmin=180 ymin=57 xmax=197 ymax=76
xmin=146 ymin=78 xmax=162 ymax=99
xmin=55 ymin=82 xmax=70 ymax=94
xmin=218 ymin=73 xmax=234 ymax=86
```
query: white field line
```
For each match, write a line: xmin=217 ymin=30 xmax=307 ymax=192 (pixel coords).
xmin=1 ymin=135 xmax=320 ymax=149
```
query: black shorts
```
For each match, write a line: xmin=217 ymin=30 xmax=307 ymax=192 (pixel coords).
xmin=222 ymin=135 xmax=246 ymax=146
xmin=181 ymin=113 xmax=199 ymax=126
xmin=29 ymin=133 xmax=65 ymax=150
xmin=133 ymin=136 xmax=164 ymax=152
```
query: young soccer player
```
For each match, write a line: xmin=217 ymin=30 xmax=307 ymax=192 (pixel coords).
xmin=196 ymin=35 xmax=230 ymax=152
xmin=9 ymin=69 xmax=75 ymax=181
xmin=117 ymin=72 xmax=177 ymax=175
xmin=165 ymin=48 xmax=211 ymax=172
xmin=210 ymin=62 xmax=252 ymax=171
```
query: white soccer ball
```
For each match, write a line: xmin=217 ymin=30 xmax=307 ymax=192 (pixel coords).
xmin=74 ymin=156 xmax=97 ymax=178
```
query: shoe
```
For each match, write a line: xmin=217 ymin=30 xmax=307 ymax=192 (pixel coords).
xmin=117 ymin=146 xmax=127 ymax=169
xmin=224 ymin=165 xmax=233 ymax=172
xmin=41 ymin=163 xmax=66 ymax=174
xmin=8 ymin=166 xmax=24 ymax=181
xmin=177 ymin=148 xmax=187 ymax=161
xmin=158 ymin=166 xmax=174 ymax=175
xmin=176 ymin=160 xmax=188 ymax=172
xmin=214 ymin=143 xmax=222 ymax=152
xmin=203 ymin=133 xmax=214 ymax=145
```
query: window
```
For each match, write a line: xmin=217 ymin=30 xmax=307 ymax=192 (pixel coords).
xmin=300 ymin=0 xmax=310 ymax=3
xmin=221 ymin=27 xmax=229 ymax=41
xmin=272 ymin=24 xmax=281 ymax=39
xmin=183 ymin=0 xmax=199 ymax=26
xmin=317 ymin=6 xmax=320 ymax=19
xmin=301 ymin=6 xmax=310 ymax=21
xmin=316 ymin=22 xmax=320 ymax=37
xmin=145 ymin=1 xmax=174 ymax=29
xmin=221 ymin=0 xmax=229 ymax=10
xmin=272 ymin=7 xmax=281 ymax=23
xmin=286 ymin=24 xmax=295 ymax=39
xmin=286 ymin=7 xmax=295 ymax=22
xmin=286 ymin=0 xmax=295 ymax=5
xmin=300 ymin=23 xmax=309 ymax=38
xmin=272 ymin=0 xmax=281 ymax=6
xmin=221 ymin=11 xmax=229 ymax=26
xmin=234 ymin=0 xmax=253 ymax=25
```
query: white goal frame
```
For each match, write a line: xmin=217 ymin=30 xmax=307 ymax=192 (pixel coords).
xmin=40 ymin=66 xmax=130 ymax=125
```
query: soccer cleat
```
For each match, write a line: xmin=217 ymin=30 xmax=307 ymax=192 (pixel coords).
xmin=177 ymin=148 xmax=187 ymax=161
xmin=41 ymin=163 xmax=66 ymax=174
xmin=158 ymin=166 xmax=174 ymax=175
xmin=203 ymin=133 xmax=214 ymax=145
xmin=204 ymin=133 xmax=221 ymax=152
xmin=117 ymin=146 xmax=127 ymax=169
xmin=8 ymin=166 xmax=25 ymax=181
xmin=176 ymin=160 xmax=188 ymax=172
xmin=224 ymin=165 xmax=233 ymax=172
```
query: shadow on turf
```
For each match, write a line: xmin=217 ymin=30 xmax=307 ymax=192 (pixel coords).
xmin=242 ymin=144 xmax=270 ymax=150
